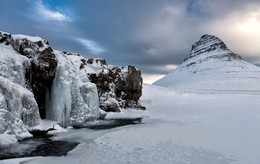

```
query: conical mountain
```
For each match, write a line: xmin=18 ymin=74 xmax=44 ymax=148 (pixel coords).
xmin=154 ymin=34 xmax=260 ymax=90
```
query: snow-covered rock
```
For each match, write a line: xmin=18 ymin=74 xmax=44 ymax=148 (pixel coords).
xmin=82 ymin=58 xmax=144 ymax=112
xmin=0 ymin=31 xmax=101 ymax=143
xmin=154 ymin=34 xmax=260 ymax=90
xmin=0 ymin=30 xmax=144 ymax=143
xmin=0 ymin=32 xmax=40 ymax=145
xmin=0 ymin=31 xmax=58 ymax=119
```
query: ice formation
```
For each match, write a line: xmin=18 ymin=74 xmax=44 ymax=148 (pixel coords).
xmin=46 ymin=51 xmax=101 ymax=127
xmin=0 ymin=32 xmax=40 ymax=145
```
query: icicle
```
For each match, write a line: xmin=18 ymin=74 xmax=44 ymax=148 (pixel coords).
xmin=46 ymin=64 xmax=71 ymax=127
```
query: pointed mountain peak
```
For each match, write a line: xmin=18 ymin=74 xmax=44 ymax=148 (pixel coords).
xmin=184 ymin=34 xmax=242 ymax=61
xmin=154 ymin=34 xmax=260 ymax=90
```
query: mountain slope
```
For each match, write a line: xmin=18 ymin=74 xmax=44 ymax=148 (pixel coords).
xmin=154 ymin=34 xmax=260 ymax=90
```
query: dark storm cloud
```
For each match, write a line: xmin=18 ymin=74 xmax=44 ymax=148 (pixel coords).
xmin=1 ymin=0 xmax=260 ymax=83
xmin=69 ymin=0 xmax=197 ymax=69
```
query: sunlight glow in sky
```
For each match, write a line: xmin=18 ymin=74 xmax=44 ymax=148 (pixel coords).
xmin=76 ymin=38 xmax=106 ymax=55
xmin=239 ymin=14 xmax=260 ymax=35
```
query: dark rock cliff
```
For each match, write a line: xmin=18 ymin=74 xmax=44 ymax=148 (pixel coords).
xmin=81 ymin=58 xmax=144 ymax=112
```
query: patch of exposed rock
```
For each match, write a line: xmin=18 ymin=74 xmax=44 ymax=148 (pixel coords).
xmin=184 ymin=34 xmax=242 ymax=62
xmin=82 ymin=58 xmax=144 ymax=112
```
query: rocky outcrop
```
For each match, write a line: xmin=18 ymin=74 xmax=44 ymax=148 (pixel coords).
xmin=0 ymin=32 xmax=58 ymax=119
xmin=0 ymin=31 xmax=144 ymax=145
xmin=0 ymin=32 xmax=42 ymax=144
xmin=0 ymin=31 xmax=103 ymax=142
xmin=30 ymin=48 xmax=57 ymax=119
xmin=82 ymin=58 xmax=144 ymax=112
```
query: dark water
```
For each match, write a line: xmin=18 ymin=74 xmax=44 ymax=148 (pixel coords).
xmin=0 ymin=134 xmax=79 ymax=160
xmin=0 ymin=118 xmax=143 ymax=160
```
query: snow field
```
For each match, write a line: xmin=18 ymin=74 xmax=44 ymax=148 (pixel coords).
xmin=5 ymin=84 xmax=260 ymax=164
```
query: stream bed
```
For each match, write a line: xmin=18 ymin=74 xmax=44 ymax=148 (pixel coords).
xmin=0 ymin=118 xmax=143 ymax=160
xmin=0 ymin=134 xmax=79 ymax=160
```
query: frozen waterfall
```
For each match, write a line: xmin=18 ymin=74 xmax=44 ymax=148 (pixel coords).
xmin=46 ymin=64 xmax=71 ymax=127
xmin=46 ymin=51 xmax=101 ymax=127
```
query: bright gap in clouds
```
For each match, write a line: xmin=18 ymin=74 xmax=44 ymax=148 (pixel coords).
xmin=206 ymin=9 xmax=260 ymax=65
xmin=76 ymin=38 xmax=106 ymax=55
xmin=35 ymin=0 xmax=71 ymax=22
xmin=239 ymin=14 xmax=260 ymax=35
xmin=143 ymin=74 xmax=165 ymax=84
xmin=143 ymin=64 xmax=178 ymax=84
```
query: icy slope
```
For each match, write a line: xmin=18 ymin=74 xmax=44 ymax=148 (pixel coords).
xmin=154 ymin=34 xmax=260 ymax=90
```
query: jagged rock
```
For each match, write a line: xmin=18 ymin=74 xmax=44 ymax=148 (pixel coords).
xmin=85 ymin=58 xmax=144 ymax=112
xmin=30 ymin=47 xmax=57 ymax=119
xmin=123 ymin=65 xmax=142 ymax=101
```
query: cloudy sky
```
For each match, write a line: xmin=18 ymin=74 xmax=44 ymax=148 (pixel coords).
xmin=1 ymin=0 xmax=260 ymax=83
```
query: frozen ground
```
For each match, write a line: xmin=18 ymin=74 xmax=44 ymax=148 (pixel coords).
xmin=2 ymin=84 xmax=260 ymax=164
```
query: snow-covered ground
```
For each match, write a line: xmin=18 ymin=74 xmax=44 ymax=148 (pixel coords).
xmin=2 ymin=84 xmax=260 ymax=164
